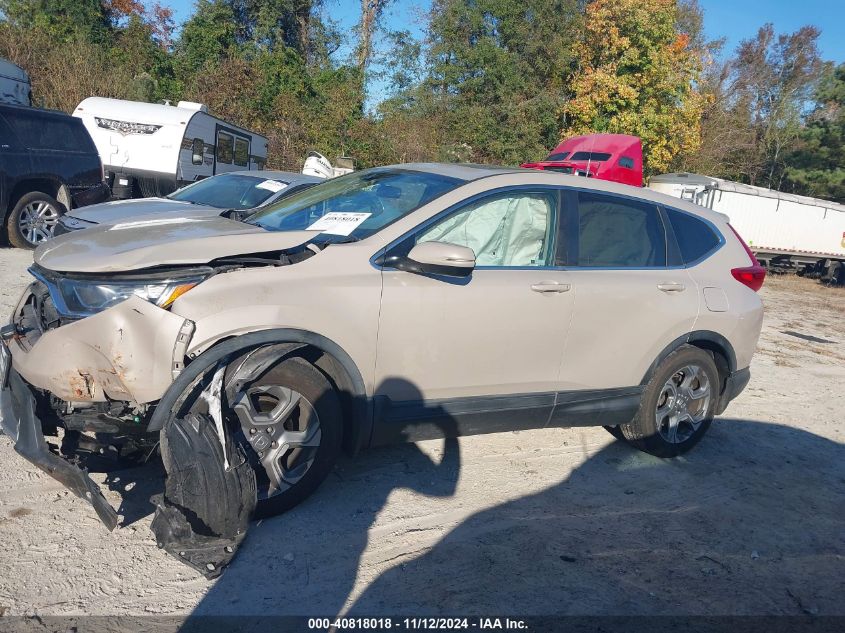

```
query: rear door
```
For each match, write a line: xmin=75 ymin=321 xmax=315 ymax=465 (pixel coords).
xmin=3 ymin=108 xmax=100 ymax=191
xmin=559 ymin=190 xmax=699 ymax=392
xmin=0 ymin=111 xmax=31 ymax=210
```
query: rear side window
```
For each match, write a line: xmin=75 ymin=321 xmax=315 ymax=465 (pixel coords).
xmin=576 ymin=192 xmax=666 ymax=267
xmin=191 ymin=138 xmax=204 ymax=165
xmin=667 ymin=208 xmax=721 ymax=264
xmin=234 ymin=137 xmax=249 ymax=167
xmin=217 ymin=132 xmax=233 ymax=164
xmin=618 ymin=156 xmax=635 ymax=169
xmin=4 ymin=110 xmax=95 ymax=152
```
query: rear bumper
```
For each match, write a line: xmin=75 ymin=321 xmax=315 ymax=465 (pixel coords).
xmin=0 ymin=364 xmax=118 ymax=529
xmin=70 ymin=181 xmax=111 ymax=208
xmin=717 ymin=366 xmax=751 ymax=415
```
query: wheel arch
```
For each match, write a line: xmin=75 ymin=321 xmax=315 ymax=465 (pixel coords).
xmin=641 ymin=330 xmax=737 ymax=396
xmin=147 ymin=328 xmax=372 ymax=455
xmin=5 ymin=177 xmax=64 ymax=218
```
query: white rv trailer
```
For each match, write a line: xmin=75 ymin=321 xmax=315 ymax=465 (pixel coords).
xmin=73 ymin=97 xmax=268 ymax=199
xmin=649 ymin=173 xmax=845 ymax=283
xmin=0 ymin=59 xmax=31 ymax=107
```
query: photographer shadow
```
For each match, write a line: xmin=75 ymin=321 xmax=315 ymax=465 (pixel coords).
xmin=188 ymin=409 xmax=844 ymax=617
xmin=345 ymin=417 xmax=844 ymax=615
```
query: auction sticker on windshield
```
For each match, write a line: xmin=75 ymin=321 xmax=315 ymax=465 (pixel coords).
xmin=307 ymin=212 xmax=371 ymax=236
xmin=256 ymin=180 xmax=287 ymax=193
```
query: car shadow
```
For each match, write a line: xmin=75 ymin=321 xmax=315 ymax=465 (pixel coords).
xmin=186 ymin=416 xmax=844 ymax=617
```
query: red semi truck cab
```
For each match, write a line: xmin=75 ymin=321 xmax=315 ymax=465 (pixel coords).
xmin=521 ymin=133 xmax=643 ymax=187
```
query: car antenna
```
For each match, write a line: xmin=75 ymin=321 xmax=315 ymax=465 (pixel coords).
xmin=585 ymin=133 xmax=596 ymax=178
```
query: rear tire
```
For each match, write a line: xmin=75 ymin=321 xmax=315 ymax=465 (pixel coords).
xmin=6 ymin=191 xmax=64 ymax=249
xmin=619 ymin=345 xmax=719 ymax=458
xmin=603 ymin=425 xmax=625 ymax=440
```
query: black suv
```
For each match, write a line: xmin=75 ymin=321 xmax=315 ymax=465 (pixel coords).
xmin=0 ymin=103 xmax=109 ymax=248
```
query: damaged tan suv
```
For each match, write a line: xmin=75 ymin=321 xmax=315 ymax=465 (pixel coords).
xmin=0 ymin=164 xmax=764 ymax=576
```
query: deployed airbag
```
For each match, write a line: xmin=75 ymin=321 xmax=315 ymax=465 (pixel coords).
xmin=419 ymin=194 xmax=551 ymax=266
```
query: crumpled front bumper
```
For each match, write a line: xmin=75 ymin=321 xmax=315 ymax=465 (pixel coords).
xmin=0 ymin=362 xmax=118 ymax=530
xmin=10 ymin=292 xmax=194 ymax=405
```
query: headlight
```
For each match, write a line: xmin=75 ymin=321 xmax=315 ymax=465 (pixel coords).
xmin=54 ymin=272 xmax=210 ymax=317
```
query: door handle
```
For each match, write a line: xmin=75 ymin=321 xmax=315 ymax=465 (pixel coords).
xmin=531 ymin=281 xmax=571 ymax=293
xmin=657 ymin=282 xmax=686 ymax=293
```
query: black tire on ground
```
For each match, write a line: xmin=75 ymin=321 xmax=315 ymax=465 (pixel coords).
xmin=159 ymin=412 xmax=257 ymax=538
xmin=619 ymin=345 xmax=719 ymax=458
xmin=6 ymin=191 xmax=63 ymax=249
xmin=603 ymin=425 xmax=625 ymax=440
xmin=241 ymin=356 xmax=344 ymax=519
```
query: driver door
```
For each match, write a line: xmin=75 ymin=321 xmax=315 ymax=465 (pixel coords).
xmin=372 ymin=188 xmax=576 ymax=444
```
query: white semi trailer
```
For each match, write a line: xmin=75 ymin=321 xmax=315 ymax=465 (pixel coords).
xmin=649 ymin=173 xmax=845 ymax=285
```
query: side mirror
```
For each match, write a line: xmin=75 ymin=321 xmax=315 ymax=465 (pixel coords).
xmin=395 ymin=241 xmax=476 ymax=278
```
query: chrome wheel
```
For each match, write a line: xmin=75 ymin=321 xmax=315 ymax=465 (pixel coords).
xmin=655 ymin=364 xmax=711 ymax=444
xmin=18 ymin=199 xmax=60 ymax=245
xmin=231 ymin=383 xmax=322 ymax=499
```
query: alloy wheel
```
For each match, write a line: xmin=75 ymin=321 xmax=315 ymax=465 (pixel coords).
xmin=231 ymin=383 xmax=322 ymax=498
xmin=655 ymin=364 xmax=711 ymax=444
xmin=18 ymin=200 xmax=60 ymax=245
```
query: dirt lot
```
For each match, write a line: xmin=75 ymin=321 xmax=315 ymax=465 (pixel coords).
xmin=0 ymin=246 xmax=842 ymax=617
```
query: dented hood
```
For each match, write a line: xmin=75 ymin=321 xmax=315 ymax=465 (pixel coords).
xmin=35 ymin=216 xmax=318 ymax=273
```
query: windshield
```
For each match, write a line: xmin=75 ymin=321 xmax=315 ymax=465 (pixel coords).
xmin=168 ymin=174 xmax=292 ymax=209
xmin=545 ymin=151 xmax=570 ymax=161
xmin=248 ymin=169 xmax=462 ymax=241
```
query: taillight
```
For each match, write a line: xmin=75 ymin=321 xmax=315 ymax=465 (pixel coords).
xmin=727 ymin=224 xmax=766 ymax=292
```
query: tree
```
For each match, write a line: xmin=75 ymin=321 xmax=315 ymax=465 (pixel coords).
xmin=0 ymin=0 xmax=112 ymax=43
xmin=562 ymin=0 xmax=707 ymax=177
xmin=0 ymin=0 xmax=179 ymax=110
xmin=174 ymin=0 xmax=241 ymax=77
xmin=782 ymin=63 xmax=845 ymax=203
xmin=357 ymin=0 xmax=394 ymax=71
xmin=423 ymin=0 xmax=580 ymax=165
xmin=686 ymin=24 xmax=824 ymax=187
xmin=731 ymin=24 xmax=824 ymax=187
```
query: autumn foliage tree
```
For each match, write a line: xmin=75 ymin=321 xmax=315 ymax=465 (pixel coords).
xmin=0 ymin=0 xmax=837 ymax=195
xmin=562 ymin=0 xmax=706 ymax=177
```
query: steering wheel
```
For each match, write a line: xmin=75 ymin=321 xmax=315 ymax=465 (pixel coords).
xmin=331 ymin=191 xmax=386 ymax=218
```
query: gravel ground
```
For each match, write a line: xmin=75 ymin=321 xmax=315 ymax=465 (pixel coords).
xmin=0 ymin=246 xmax=842 ymax=617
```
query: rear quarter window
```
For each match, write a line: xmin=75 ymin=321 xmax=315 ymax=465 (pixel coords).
xmin=666 ymin=208 xmax=721 ymax=264
xmin=4 ymin=110 xmax=95 ymax=152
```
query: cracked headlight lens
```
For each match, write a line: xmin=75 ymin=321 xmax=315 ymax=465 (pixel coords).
xmin=57 ymin=274 xmax=208 ymax=317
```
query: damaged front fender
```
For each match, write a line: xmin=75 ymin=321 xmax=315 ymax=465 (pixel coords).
xmin=11 ymin=295 xmax=194 ymax=404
